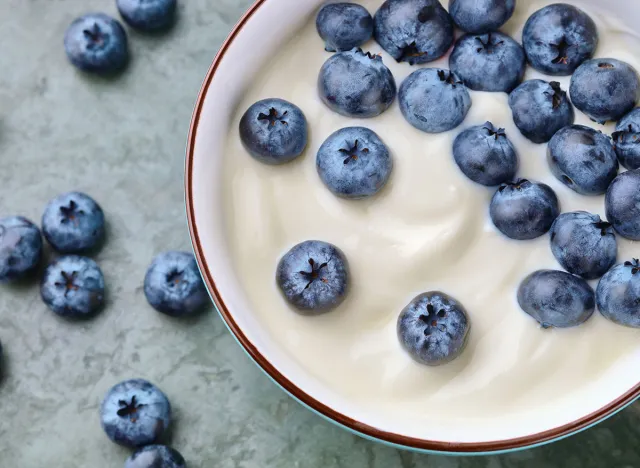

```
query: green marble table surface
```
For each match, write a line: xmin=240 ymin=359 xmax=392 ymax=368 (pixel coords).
xmin=1 ymin=1 xmax=639 ymax=466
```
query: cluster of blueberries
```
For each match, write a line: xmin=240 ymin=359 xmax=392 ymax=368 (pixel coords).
xmin=239 ymin=0 xmax=640 ymax=367
xmin=63 ymin=0 xmax=177 ymax=74
xmin=0 ymin=190 xmax=207 ymax=466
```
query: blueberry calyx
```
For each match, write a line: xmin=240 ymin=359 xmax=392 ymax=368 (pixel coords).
xmin=551 ymin=37 xmax=571 ymax=65
xmin=593 ymin=221 xmax=613 ymax=236
xmin=418 ymin=303 xmax=447 ymax=336
xmin=299 ymin=258 xmax=329 ymax=290
xmin=338 ymin=139 xmax=370 ymax=165
xmin=166 ymin=269 xmax=184 ymax=288
xmin=54 ymin=271 xmax=79 ymax=297
xmin=483 ymin=122 xmax=506 ymax=140
xmin=60 ymin=200 xmax=83 ymax=225
xmin=475 ymin=33 xmax=504 ymax=53
xmin=499 ymin=178 xmax=530 ymax=192
xmin=612 ymin=125 xmax=640 ymax=148
xmin=623 ymin=258 xmax=640 ymax=274
xmin=398 ymin=42 xmax=428 ymax=64
xmin=117 ymin=395 xmax=146 ymax=421
xmin=438 ymin=70 xmax=461 ymax=87
xmin=83 ymin=23 xmax=105 ymax=48
xmin=598 ymin=62 xmax=615 ymax=69
xmin=545 ymin=82 xmax=564 ymax=109
xmin=257 ymin=108 xmax=288 ymax=127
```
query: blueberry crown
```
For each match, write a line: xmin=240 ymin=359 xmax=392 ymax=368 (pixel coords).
xmin=624 ymin=259 xmax=640 ymax=274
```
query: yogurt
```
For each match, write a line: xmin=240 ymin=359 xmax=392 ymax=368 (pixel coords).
xmin=222 ymin=0 xmax=640 ymax=426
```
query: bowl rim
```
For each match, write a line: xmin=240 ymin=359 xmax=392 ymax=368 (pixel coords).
xmin=185 ymin=0 xmax=640 ymax=454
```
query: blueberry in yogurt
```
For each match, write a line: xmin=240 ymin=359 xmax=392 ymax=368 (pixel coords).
xmin=316 ymin=127 xmax=392 ymax=199
xmin=399 ymin=68 xmax=471 ymax=133
xmin=117 ymin=0 xmax=177 ymax=31
xmin=452 ymin=122 xmax=518 ymax=186
xmin=490 ymin=179 xmax=560 ymax=240
xmin=547 ymin=125 xmax=618 ymax=195
xmin=374 ymin=0 xmax=454 ymax=65
xmin=605 ymin=170 xmax=640 ymax=240
xmin=522 ymin=4 xmax=598 ymax=76
xmin=64 ymin=13 xmax=129 ymax=74
xmin=509 ymin=80 xmax=574 ymax=144
xmin=448 ymin=0 xmax=515 ymax=34
xmin=276 ymin=240 xmax=349 ymax=314
xmin=597 ymin=259 xmax=640 ymax=328
xmin=101 ymin=379 xmax=171 ymax=447
xmin=0 ymin=216 xmax=42 ymax=282
xmin=42 ymin=191 xmax=105 ymax=254
xmin=550 ymin=211 xmax=617 ymax=280
xmin=125 ymin=445 xmax=186 ymax=468
xmin=517 ymin=270 xmax=595 ymax=328
xmin=449 ymin=31 xmax=525 ymax=93
xmin=397 ymin=291 xmax=470 ymax=366
xmin=612 ymin=108 xmax=640 ymax=170
xmin=239 ymin=98 xmax=308 ymax=164
xmin=318 ymin=48 xmax=396 ymax=118
xmin=570 ymin=59 xmax=640 ymax=124
xmin=316 ymin=3 xmax=373 ymax=52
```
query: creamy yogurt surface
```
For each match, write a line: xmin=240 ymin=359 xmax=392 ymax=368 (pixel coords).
xmin=222 ymin=0 xmax=640 ymax=428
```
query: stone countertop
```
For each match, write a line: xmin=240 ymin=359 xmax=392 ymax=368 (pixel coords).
xmin=1 ymin=1 xmax=639 ymax=467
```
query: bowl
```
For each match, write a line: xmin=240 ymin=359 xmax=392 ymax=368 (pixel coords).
xmin=186 ymin=0 xmax=640 ymax=454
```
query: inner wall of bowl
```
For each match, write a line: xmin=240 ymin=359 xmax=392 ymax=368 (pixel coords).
xmin=192 ymin=0 xmax=640 ymax=444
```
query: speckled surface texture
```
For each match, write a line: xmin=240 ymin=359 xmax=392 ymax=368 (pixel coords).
xmin=1 ymin=1 xmax=640 ymax=467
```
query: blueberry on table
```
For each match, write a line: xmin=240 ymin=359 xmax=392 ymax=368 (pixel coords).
xmin=42 ymin=191 xmax=105 ymax=254
xmin=318 ymin=49 xmax=396 ymax=118
xmin=374 ymin=0 xmax=454 ymax=65
xmin=276 ymin=241 xmax=349 ymax=315
xmin=399 ymin=68 xmax=471 ymax=133
xmin=125 ymin=445 xmax=186 ymax=468
xmin=449 ymin=31 xmax=525 ymax=93
xmin=316 ymin=3 xmax=373 ymax=52
xmin=397 ymin=292 xmax=470 ymax=366
xmin=605 ymin=170 xmax=640 ymax=240
xmin=570 ymin=59 xmax=640 ymax=124
xmin=547 ymin=125 xmax=618 ymax=196
xmin=508 ymin=80 xmax=574 ymax=144
xmin=40 ymin=256 xmax=105 ymax=319
xmin=64 ymin=13 xmax=128 ymax=74
xmin=452 ymin=122 xmax=518 ymax=186
xmin=550 ymin=211 xmax=617 ymax=280
xmin=597 ymin=259 xmax=640 ymax=328
xmin=522 ymin=4 xmax=598 ymax=76
xmin=239 ymin=98 xmax=308 ymax=165
xmin=316 ymin=127 xmax=392 ymax=199
xmin=144 ymin=251 xmax=208 ymax=317
xmin=117 ymin=0 xmax=177 ymax=31
xmin=612 ymin=108 xmax=640 ymax=170
xmin=448 ymin=0 xmax=515 ymax=34
xmin=0 ymin=216 xmax=42 ymax=282
xmin=490 ymin=179 xmax=560 ymax=240
xmin=518 ymin=270 xmax=595 ymax=328
xmin=101 ymin=379 xmax=171 ymax=448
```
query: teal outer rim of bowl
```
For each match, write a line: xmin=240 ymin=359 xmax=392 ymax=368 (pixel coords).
xmin=184 ymin=0 xmax=640 ymax=455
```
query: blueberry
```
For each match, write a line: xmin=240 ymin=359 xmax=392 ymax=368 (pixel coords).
xmin=449 ymin=32 xmax=525 ymax=93
xmin=597 ymin=259 xmax=640 ymax=328
xmin=508 ymin=80 xmax=574 ymax=144
xmin=517 ymin=270 xmax=595 ymax=328
xmin=605 ymin=170 xmax=640 ymax=240
xmin=316 ymin=3 xmax=373 ymax=52
xmin=42 ymin=191 xmax=105 ymax=253
xmin=0 ymin=217 xmax=42 ymax=282
xmin=316 ymin=127 xmax=392 ymax=199
xmin=144 ymin=251 xmax=208 ymax=317
xmin=374 ymin=0 xmax=454 ymax=65
xmin=448 ymin=0 xmax=515 ymax=34
xmin=397 ymin=291 xmax=470 ymax=366
xmin=550 ymin=211 xmax=617 ymax=280
xmin=239 ymin=98 xmax=308 ymax=165
xmin=318 ymin=49 xmax=396 ymax=118
xmin=490 ymin=179 xmax=560 ymax=240
xmin=276 ymin=241 xmax=349 ymax=314
xmin=117 ymin=0 xmax=177 ymax=31
xmin=522 ymin=4 xmax=598 ymax=76
xmin=399 ymin=68 xmax=471 ymax=133
xmin=40 ymin=256 xmax=105 ymax=319
xmin=64 ymin=13 xmax=128 ymax=74
xmin=101 ymin=379 xmax=171 ymax=448
xmin=452 ymin=122 xmax=518 ymax=186
xmin=570 ymin=59 xmax=640 ymax=124
xmin=125 ymin=445 xmax=186 ymax=468
xmin=612 ymin=108 xmax=640 ymax=170
xmin=547 ymin=125 xmax=618 ymax=195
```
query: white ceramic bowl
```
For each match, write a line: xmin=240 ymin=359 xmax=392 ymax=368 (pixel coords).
xmin=186 ymin=0 xmax=640 ymax=454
